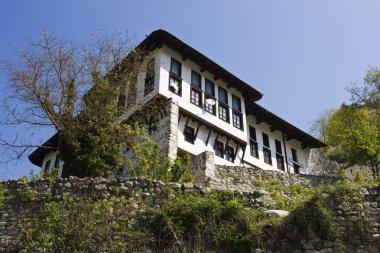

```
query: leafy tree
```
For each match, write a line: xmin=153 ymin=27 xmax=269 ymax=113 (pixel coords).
xmin=313 ymin=67 xmax=380 ymax=179
xmin=324 ymin=107 xmax=380 ymax=177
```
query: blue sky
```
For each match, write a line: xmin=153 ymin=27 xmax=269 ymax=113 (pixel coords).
xmin=1 ymin=0 xmax=380 ymax=179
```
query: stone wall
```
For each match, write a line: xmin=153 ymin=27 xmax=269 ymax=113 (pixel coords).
xmin=211 ymin=164 xmax=338 ymax=192
xmin=2 ymin=176 xmax=380 ymax=252
xmin=150 ymin=99 xmax=178 ymax=161
xmin=0 ymin=176 xmax=201 ymax=252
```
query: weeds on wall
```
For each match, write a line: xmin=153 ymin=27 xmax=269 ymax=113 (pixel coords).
xmin=20 ymin=194 xmax=148 ymax=252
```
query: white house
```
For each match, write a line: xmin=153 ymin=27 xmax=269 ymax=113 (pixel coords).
xmin=28 ymin=30 xmax=325 ymax=178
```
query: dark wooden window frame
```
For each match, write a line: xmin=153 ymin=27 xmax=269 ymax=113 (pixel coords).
xmin=214 ymin=140 xmax=224 ymax=158
xmin=169 ymin=58 xmax=182 ymax=96
xmin=144 ymin=58 xmax=155 ymax=96
xmin=184 ymin=125 xmax=195 ymax=144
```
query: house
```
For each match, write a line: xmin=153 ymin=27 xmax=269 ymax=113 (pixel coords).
xmin=28 ymin=30 xmax=326 ymax=179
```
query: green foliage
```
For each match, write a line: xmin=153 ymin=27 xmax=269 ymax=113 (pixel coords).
xmin=28 ymin=169 xmax=39 ymax=182
xmin=42 ymin=168 xmax=59 ymax=182
xmin=324 ymin=107 xmax=380 ymax=178
xmin=0 ymin=183 xmax=5 ymax=210
xmin=12 ymin=186 xmax=37 ymax=202
xmin=147 ymin=191 xmax=280 ymax=252
xmin=61 ymin=77 xmax=124 ymax=178
xmin=21 ymin=195 xmax=146 ymax=252
xmin=272 ymin=180 xmax=373 ymax=252
xmin=126 ymin=125 xmax=193 ymax=183
xmin=313 ymin=67 xmax=380 ymax=179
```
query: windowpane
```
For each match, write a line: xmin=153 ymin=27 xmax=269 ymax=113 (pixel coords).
xmin=218 ymin=87 xmax=228 ymax=104
xmin=191 ymin=71 xmax=201 ymax=88
xmin=276 ymin=154 xmax=284 ymax=171
xmin=263 ymin=148 xmax=272 ymax=165
xmin=232 ymin=112 xmax=242 ymax=129
xmin=54 ymin=155 xmax=61 ymax=168
xmin=169 ymin=76 xmax=181 ymax=95
xmin=215 ymin=140 xmax=224 ymax=157
xmin=191 ymin=88 xmax=202 ymax=106
xmin=225 ymin=145 xmax=235 ymax=162
xmin=232 ymin=95 xmax=241 ymax=111
xmin=205 ymin=79 xmax=215 ymax=96
xmin=170 ymin=58 xmax=181 ymax=76
xmin=249 ymin=126 xmax=257 ymax=141
xmin=250 ymin=140 xmax=259 ymax=158
xmin=204 ymin=95 xmax=216 ymax=115
xmin=184 ymin=126 xmax=195 ymax=144
xmin=262 ymin=133 xmax=270 ymax=148
xmin=218 ymin=104 xmax=229 ymax=122
xmin=45 ymin=159 xmax=51 ymax=172
xmin=275 ymin=139 xmax=282 ymax=154
xmin=291 ymin=148 xmax=298 ymax=162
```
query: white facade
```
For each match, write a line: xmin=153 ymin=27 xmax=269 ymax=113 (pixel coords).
xmin=133 ymin=45 xmax=314 ymax=173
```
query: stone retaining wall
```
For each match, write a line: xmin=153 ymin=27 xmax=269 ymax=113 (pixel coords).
xmin=1 ymin=176 xmax=380 ymax=252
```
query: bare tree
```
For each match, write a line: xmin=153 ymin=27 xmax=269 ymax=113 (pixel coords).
xmin=0 ymin=30 xmax=144 ymax=176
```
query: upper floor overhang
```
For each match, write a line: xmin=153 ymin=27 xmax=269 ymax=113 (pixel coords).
xmin=135 ymin=29 xmax=263 ymax=103
xmin=246 ymin=103 xmax=326 ymax=149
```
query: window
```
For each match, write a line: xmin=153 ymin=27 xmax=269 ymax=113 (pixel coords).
xmin=232 ymin=95 xmax=241 ymax=112
xmin=205 ymin=79 xmax=215 ymax=96
xmin=44 ymin=159 xmax=51 ymax=172
xmin=276 ymin=154 xmax=285 ymax=171
xmin=169 ymin=58 xmax=182 ymax=95
xmin=232 ymin=113 xmax=242 ymax=129
xmin=170 ymin=58 xmax=181 ymax=76
xmin=249 ymin=126 xmax=259 ymax=158
xmin=219 ymin=105 xmax=229 ymax=122
xmin=232 ymin=95 xmax=242 ymax=129
xmin=184 ymin=126 xmax=195 ymax=144
xmin=148 ymin=116 xmax=158 ymax=134
xmin=275 ymin=140 xmax=282 ymax=154
xmin=291 ymin=148 xmax=300 ymax=174
xmin=204 ymin=79 xmax=216 ymax=114
xmin=218 ymin=87 xmax=228 ymax=104
xmin=262 ymin=133 xmax=272 ymax=165
xmin=262 ymin=133 xmax=270 ymax=148
xmin=190 ymin=71 xmax=202 ymax=107
xmin=144 ymin=58 xmax=155 ymax=96
xmin=275 ymin=139 xmax=285 ymax=171
xmin=54 ymin=155 xmax=61 ymax=169
xmin=191 ymin=88 xmax=202 ymax=107
xmin=225 ymin=145 xmax=235 ymax=162
xmin=218 ymin=87 xmax=229 ymax=122
xmin=191 ymin=71 xmax=201 ymax=88
xmin=263 ymin=148 xmax=272 ymax=165
xmin=214 ymin=140 xmax=224 ymax=158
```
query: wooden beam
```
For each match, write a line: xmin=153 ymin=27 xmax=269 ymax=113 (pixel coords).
xmin=214 ymin=133 xmax=220 ymax=147
xmin=224 ymin=137 xmax=230 ymax=154
xmin=241 ymin=145 xmax=247 ymax=162
xmin=194 ymin=123 xmax=201 ymax=139
xmin=233 ymin=143 xmax=240 ymax=162
xmin=270 ymin=126 xmax=277 ymax=133
xmin=184 ymin=116 xmax=190 ymax=128
xmin=205 ymin=129 xmax=212 ymax=146
xmin=286 ymin=135 xmax=294 ymax=141
xmin=214 ymin=76 xmax=219 ymax=81
xmin=178 ymin=113 xmax=182 ymax=123
xmin=256 ymin=117 xmax=263 ymax=125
